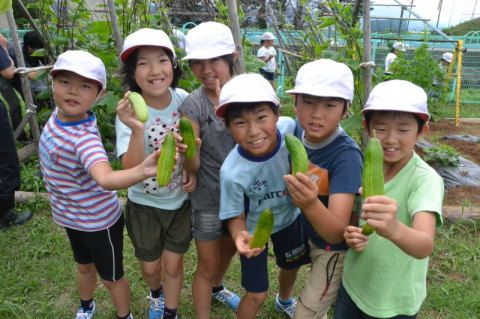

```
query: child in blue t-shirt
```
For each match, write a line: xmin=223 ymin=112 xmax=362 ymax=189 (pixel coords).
xmin=216 ymin=73 xmax=310 ymax=319
xmin=283 ymin=59 xmax=363 ymax=318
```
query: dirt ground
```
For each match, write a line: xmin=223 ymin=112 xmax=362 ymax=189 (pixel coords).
xmin=425 ymin=119 xmax=480 ymax=206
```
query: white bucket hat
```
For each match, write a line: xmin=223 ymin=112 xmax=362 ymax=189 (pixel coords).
xmin=261 ymin=32 xmax=276 ymax=41
xmin=362 ymin=80 xmax=430 ymax=122
xmin=215 ymin=73 xmax=279 ymax=119
xmin=119 ymin=28 xmax=176 ymax=63
xmin=392 ymin=41 xmax=407 ymax=51
xmin=442 ymin=52 xmax=453 ymax=63
xmin=182 ymin=22 xmax=236 ymax=60
xmin=286 ymin=59 xmax=354 ymax=101
xmin=50 ymin=50 xmax=107 ymax=90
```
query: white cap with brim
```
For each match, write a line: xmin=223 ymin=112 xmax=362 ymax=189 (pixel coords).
xmin=119 ymin=28 xmax=176 ymax=63
xmin=442 ymin=52 xmax=453 ymax=63
xmin=50 ymin=50 xmax=107 ymax=90
xmin=286 ymin=59 xmax=354 ymax=101
xmin=261 ymin=32 xmax=276 ymax=41
xmin=393 ymin=41 xmax=407 ymax=51
xmin=215 ymin=73 xmax=279 ymax=119
xmin=182 ymin=22 xmax=236 ymax=60
xmin=362 ymin=80 xmax=430 ymax=122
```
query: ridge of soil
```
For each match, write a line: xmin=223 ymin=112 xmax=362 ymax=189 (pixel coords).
xmin=426 ymin=119 xmax=480 ymax=207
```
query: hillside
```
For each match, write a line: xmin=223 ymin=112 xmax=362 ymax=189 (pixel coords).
xmin=442 ymin=17 xmax=480 ymax=36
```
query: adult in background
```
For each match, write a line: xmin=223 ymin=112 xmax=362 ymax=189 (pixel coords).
xmin=0 ymin=31 xmax=48 ymax=137
xmin=0 ymin=33 xmax=33 ymax=230
xmin=384 ymin=41 xmax=407 ymax=80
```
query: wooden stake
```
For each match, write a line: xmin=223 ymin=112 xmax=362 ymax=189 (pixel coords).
xmin=228 ymin=0 xmax=246 ymax=74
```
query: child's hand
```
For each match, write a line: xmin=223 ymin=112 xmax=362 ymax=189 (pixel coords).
xmin=235 ymin=231 xmax=265 ymax=258
xmin=174 ymin=131 xmax=201 ymax=156
xmin=182 ymin=170 xmax=196 ymax=193
xmin=141 ymin=148 xmax=161 ymax=178
xmin=361 ymin=195 xmax=400 ymax=240
xmin=116 ymin=91 xmax=145 ymax=130
xmin=284 ymin=173 xmax=318 ymax=211
xmin=344 ymin=226 xmax=369 ymax=251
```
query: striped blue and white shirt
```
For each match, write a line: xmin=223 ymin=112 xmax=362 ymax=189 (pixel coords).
xmin=39 ymin=108 xmax=121 ymax=231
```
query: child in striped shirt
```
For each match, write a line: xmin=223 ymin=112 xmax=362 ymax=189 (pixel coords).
xmin=39 ymin=50 xmax=161 ymax=319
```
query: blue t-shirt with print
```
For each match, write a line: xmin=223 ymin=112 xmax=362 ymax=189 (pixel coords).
xmin=295 ymin=120 xmax=363 ymax=250
xmin=219 ymin=117 xmax=300 ymax=234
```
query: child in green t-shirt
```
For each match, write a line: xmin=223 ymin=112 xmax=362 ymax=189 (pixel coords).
xmin=334 ymin=80 xmax=444 ymax=319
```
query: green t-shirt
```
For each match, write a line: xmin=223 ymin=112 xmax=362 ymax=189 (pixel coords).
xmin=342 ymin=152 xmax=444 ymax=318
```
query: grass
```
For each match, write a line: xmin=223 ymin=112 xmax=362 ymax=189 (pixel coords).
xmin=439 ymin=102 xmax=480 ymax=119
xmin=1 ymin=198 xmax=479 ymax=318
xmin=0 ymin=198 xmax=308 ymax=318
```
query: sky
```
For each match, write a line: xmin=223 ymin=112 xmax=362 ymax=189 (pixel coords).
xmin=371 ymin=0 xmax=480 ymax=30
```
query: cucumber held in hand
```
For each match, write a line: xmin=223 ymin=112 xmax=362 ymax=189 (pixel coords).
xmin=128 ymin=92 xmax=148 ymax=122
xmin=285 ymin=134 xmax=308 ymax=176
xmin=179 ymin=118 xmax=197 ymax=160
xmin=361 ymin=130 xmax=384 ymax=235
xmin=156 ymin=132 xmax=176 ymax=187
xmin=250 ymin=208 xmax=274 ymax=249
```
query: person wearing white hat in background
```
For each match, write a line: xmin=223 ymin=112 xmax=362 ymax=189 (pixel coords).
xmin=172 ymin=28 xmax=187 ymax=51
xmin=39 ymin=50 xmax=163 ymax=319
xmin=384 ymin=41 xmax=407 ymax=78
xmin=115 ymin=28 xmax=195 ymax=319
xmin=283 ymin=59 xmax=363 ymax=319
xmin=215 ymin=73 xmax=310 ymax=319
xmin=257 ymin=31 xmax=279 ymax=89
xmin=440 ymin=51 xmax=453 ymax=66
xmin=177 ymin=21 xmax=241 ymax=319
xmin=334 ymin=80 xmax=444 ymax=319
xmin=432 ymin=52 xmax=455 ymax=90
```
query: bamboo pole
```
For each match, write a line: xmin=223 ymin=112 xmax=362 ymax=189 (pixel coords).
xmin=228 ymin=0 xmax=245 ymax=74
xmin=454 ymin=40 xmax=463 ymax=127
xmin=13 ymin=0 xmax=54 ymax=58
xmin=362 ymin=0 xmax=372 ymax=102
xmin=6 ymin=9 xmax=40 ymax=153
xmin=106 ymin=0 xmax=123 ymax=55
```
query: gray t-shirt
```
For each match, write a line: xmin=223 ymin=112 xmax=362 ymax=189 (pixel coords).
xmin=179 ymin=86 xmax=236 ymax=210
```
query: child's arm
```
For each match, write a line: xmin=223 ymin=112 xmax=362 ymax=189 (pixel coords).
xmin=116 ymin=92 xmax=147 ymax=169
xmin=175 ymin=115 xmax=201 ymax=175
xmin=228 ymin=214 xmax=265 ymax=258
xmin=362 ymin=195 xmax=437 ymax=259
xmin=88 ymin=149 xmax=160 ymax=191
xmin=284 ymin=173 xmax=354 ymax=244
xmin=182 ymin=170 xmax=196 ymax=193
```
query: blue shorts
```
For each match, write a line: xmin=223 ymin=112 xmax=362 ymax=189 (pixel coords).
xmin=259 ymin=68 xmax=275 ymax=81
xmin=334 ymin=283 xmax=418 ymax=319
xmin=240 ymin=215 xmax=310 ymax=293
xmin=65 ymin=216 xmax=125 ymax=282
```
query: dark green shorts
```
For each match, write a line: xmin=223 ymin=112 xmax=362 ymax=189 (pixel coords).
xmin=125 ymin=199 xmax=192 ymax=262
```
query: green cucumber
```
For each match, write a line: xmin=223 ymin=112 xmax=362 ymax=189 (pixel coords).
xmin=128 ymin=92 xmax=148 ymax=122
xmin=156 ymin=132 xmax=176 ymax=187
xmin=179 ymin=118 xmax=197 ymax=160
xmin=285 ymin=134 xmax=308 ymax=176
xmin=250 ymin=208 xmax=274 ymax=248
xmin=361 ymin=130 xmax=384 ymax=235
